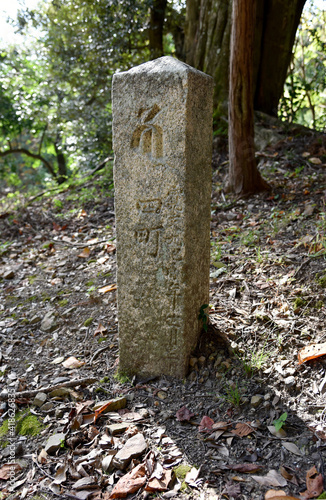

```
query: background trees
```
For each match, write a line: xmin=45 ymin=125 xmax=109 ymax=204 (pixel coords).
xmin=0 ymin=0 xmax=325 ymax=192
xmin=228 ymin=0 xmax=269 ymax=195
xmin=184 ymin=0 xmax=307 ymax=117
xmin=280 ymin=3 xmax=326 ymax=130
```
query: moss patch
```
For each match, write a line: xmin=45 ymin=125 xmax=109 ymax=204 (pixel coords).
xmin=293 ymin=297 xmax=307 ymax=310
xmin=174 ymin=464 xmax=192 ymax=480
xmin=317 ymin=275 xmax=326 ymax=288
xmin=58 ymin=299 xmax=68 ymax=307
xmin=17 ymin=413 xmax=43 ymax=436
xmin=0 ymin=410 xmax=43 ymax=440
xmin=84 ymin=317 xmax=93 ymax=327
xmin=173 ymin=464 xmax=192 ymax=491
xmin=113 ymin=371 xmax=131 ymax=384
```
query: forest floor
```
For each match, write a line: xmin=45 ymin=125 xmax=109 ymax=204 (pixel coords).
xmin=1 ymin=118 xmax=326 ymax=500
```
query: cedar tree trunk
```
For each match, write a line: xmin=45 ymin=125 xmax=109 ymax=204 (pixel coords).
xmin=228 ymin=0 xmax=269 ymax=195
xmin=184 ymin=0 xmax=306 ymax=116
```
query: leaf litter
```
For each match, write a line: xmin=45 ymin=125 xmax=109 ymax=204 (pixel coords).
xmin=0 ymin=126 xmax=326 ymax=498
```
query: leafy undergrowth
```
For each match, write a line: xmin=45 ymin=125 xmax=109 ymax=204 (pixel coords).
xmin=0 ymin=126 xmax=326 ymax=499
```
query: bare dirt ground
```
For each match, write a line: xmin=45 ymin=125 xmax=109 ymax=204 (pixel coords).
xmin=1 ymin=122 xmax=326 ymax=500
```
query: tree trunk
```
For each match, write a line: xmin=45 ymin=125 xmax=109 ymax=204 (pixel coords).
xmin=228 ymin=0 xmax=269 ymax=195
xmin=148 ymin=0 xmax=168 ymax=59
xmin=184 ymin=0 xmax=231 ymax=116
xmin=54 ymin=137 xmax=67 ymax=184
xmin=254 ymin=0 xmax=306 ymax=115
xmin=184 ymin=0 xmax=306 ymax=117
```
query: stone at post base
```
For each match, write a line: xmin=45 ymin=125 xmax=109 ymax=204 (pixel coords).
xmin=113 ymin=56 xmax=213 ymax=378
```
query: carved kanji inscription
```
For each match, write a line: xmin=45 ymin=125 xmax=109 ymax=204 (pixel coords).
xmin=113 ymin=56 xmax=213 ymax=377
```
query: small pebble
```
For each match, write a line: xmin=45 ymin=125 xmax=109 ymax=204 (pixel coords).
xmin=251 ymin=395 xmax=264 ymax=408
xmin=284 ymin=376 xmax=296 ymax=388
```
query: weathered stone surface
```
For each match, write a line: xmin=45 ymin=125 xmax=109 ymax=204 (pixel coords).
xmin=112 ymin=433 xmax=147 ymax=470
xmin=3 ymin=269 xmax=15 ymax=279
xmin=44 ymin=432 xmax=66 ymax=455
xmin=33 ymin=392 xmax=47 ymax=407
xmin=102 ymin=451 xmax=116 ymax=472
xmin=112 ymin=56 xmax=213 ymax=378
xmin=93 ymin=397 xmax=127 ymax=413
xmin=106 ymin=422 xmax=129 ymax=436
xmin=29 ymin=315 xmax=41 ymax=325
xmin=2 ymin=442 xmax=24 ymax=458
xmin=40 ymin=311 xmax=58 ymax=332
xmin=251 ymin=395 xmax=264 ymax=408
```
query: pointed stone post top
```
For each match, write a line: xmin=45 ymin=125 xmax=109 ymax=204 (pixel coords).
xmin=114 ymin=56 xmax=214 ymax=80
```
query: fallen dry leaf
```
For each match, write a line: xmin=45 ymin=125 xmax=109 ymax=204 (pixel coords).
xmin=94 ymin=397 xmax=127 ymax=422
xmin=221 ymin=481 xmax=241 ymax=499
xmin=267 ymin=425 xmax=287 ymax=438
xmin=280 ymin=465 xmax=298 ymax=484
xmin=98 ymin=284 xmax=117 ymax=294
xmin=145 ymin=469 xmax=173 ymax=492
xmin=52 ymin=463 xmax=68 ymax=485
xmin=231 ymin=422 xmax=255 ymax=437
xmin=71 ymin=476 xmax=98 ymax=490
xmin=185 ymin=466 xmax=202 ymax=488
xmin=110 ymin=463 xmax=147 ymax=498
xmin=78 ymin=247 xmax=91 ymax=258
xmin=0 ymin=462 xmax=22 ymax=480
xmin=106 ymin=243 xmax=116 ymax=253
xmin=78 ymin=209 xmax=88 ymax=217
xmin=37 ymin=448 xmax=48 ymax=464
xmin=309 ymin=157 xmax=322 ymax=165
xmin=298 ymin=343 xmax=326 ymax=364
xmin=212 ymin=421 xmax=229 ymax=431
xmin=300 ymin=465 xmax=323 ymax=499
xmin=252 ymin=470 xmax=287 ymax=487
xmin=176 ymin=406 xmax=194 ymax=422
xmin=282 ymin=442 xmax=302 ymax=457
xmin=62 ymin=356 xmax=85 ymax=369
xmin=265 ymin=490 xmax=300 ymax=500
xmin=198 ymin=416 xmax=215 ymax=432
xmin=94 ymin=322 xmax=108 ymax=336
xmin=227 ymin=463 xmax=263 ymax=474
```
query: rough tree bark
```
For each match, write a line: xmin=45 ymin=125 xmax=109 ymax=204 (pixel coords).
xmin=148 ymin=0 xmax=168 ymax=59
xmin=254 ymin=0 xmax=306 ymax=115
xmin=184 ymin=0 xmax=231 ymax=116
xmin=228 ymin=0 xmax=269 ymax=195
xmin=184 ymin=0 xmax=306 ymax=116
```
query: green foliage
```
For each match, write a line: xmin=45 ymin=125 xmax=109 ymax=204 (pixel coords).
xmin=0 ymin=0 xmax=185 ymax=191
xmin=279 ymin=5 xmax=326 ymax=130
xmin=221 ymin=380 xmax=242 ymax=407
xmin=237 ymin=345 xmax=269 ymax=378
xmin=113 ymin=371 xmax=131 ymax=384
xmin=273 ymin=412 xmax=288 ymax=431
xmin=317 ymin=275 xmax=326 ymax=288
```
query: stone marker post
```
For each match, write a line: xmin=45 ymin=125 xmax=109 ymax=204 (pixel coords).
xmin=113 ymin=56 xmax=213 ymax=378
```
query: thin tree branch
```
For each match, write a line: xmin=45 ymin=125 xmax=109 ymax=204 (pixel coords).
xmin=0 ymin=147 xmax=57 ymax=179
xmin=0 ymin=377 xmax=98 ymax=400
